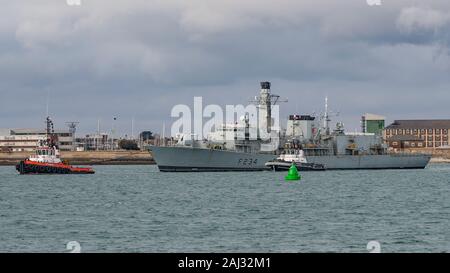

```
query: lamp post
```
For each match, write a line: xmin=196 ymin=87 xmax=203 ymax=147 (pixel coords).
xmin=111 ymin=117 xmax=117 ymax=150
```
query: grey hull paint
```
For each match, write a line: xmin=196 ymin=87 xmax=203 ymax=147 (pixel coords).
xmin=305 ymin=154 xmax=431 ymax=170
xmin=150 ymin=146 xmax=277 ymax=172
xmin=149 ymin=146 xmax=431 ymax=172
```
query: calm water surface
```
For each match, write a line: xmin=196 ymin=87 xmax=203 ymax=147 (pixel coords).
xmin=0 ymin=164 xmax=449 ymax=252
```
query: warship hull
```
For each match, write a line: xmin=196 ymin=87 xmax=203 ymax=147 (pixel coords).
xmin=150 ymin=146 xmax=277 ymax=172
xmin=150 ymin=146 xmax=431 ymax=172
xmin=305 ymin=154 xmax=431 ymax=170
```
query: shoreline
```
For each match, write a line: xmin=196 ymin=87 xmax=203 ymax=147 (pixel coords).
xmin=0 ymin=150 xmax=155 ymax=166
xmin=430 ymin=157 xmax=450 ymax=164
xmin=2 ymin=150 xmax=450 ymax=166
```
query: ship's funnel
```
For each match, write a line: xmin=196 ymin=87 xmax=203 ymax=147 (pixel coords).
xmin=260 ymin=81 xmax=271 ymax=90
xmin=258 ymin=81 xmax=272 ymax=135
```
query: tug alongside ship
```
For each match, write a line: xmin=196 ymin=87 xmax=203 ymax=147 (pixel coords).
xmin=265 ymin=150 xmax=326 ymax=171
xmin=150 ymin=82 xmax=431 ymax=172
xmin=16 ymin=117 xmax=94 ymax=175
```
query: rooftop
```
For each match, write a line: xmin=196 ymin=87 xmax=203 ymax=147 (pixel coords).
xmin=0 ymin=129 xmax=12 ymax=136
xmin=363 ymin=113 xmax=386 ymax=121
xmin=10 ymin=128 xmax=71 ymax=135
xmin=386 ymin=120 xmax=450 ymax=130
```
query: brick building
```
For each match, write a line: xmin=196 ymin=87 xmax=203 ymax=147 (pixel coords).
xmin=385 ymin=135 xmax=425 ymax=149
xmin=384 ymin=120 xmax=450 ymax=149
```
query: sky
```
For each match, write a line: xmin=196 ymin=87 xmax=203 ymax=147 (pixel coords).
xmin=1 ymin=0 xmax=450 ymax=136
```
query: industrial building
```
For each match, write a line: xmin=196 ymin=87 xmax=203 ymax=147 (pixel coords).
xmin=76 ymin=133 xmax=112 ymax=151
xmin=384 ymin=120 xmax=450 ymax=149
xmin=361 ymin=113 xmax=385 ymax=135
xmin=0 ymin=128 xmax=74 ymax=152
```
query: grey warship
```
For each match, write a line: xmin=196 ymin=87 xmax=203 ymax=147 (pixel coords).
xmin=150 ymin=82 xmax=431 ymax=172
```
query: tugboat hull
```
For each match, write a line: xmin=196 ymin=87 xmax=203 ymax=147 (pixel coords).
xmin=265 ymin=161 xmax=326 ymax=171
xmin=16 ymin=160 xmax=95 ymax=175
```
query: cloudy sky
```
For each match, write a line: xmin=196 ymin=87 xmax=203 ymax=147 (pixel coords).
xmin=1 ymin=0 xmax=450 ymax=136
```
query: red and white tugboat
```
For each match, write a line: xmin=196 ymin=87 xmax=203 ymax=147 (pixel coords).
xmin=16 ymin=117 xmax=95 ymax=175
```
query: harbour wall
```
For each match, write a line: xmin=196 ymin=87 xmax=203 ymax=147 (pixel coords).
xmin=0 ymin=151 xmax=155 ymax=166
xmin=399 ymin=148 xmax=450 ymax=163
xmin=2 ymin=148 xmax=450 ymax=166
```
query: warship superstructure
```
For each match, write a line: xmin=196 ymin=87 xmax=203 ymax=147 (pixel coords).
xmin=150 ymin=82 xmax=431 ymax=172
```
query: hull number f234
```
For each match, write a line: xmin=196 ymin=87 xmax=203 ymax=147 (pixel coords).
xmin=237 ymin=158 xmax=258 ymax=166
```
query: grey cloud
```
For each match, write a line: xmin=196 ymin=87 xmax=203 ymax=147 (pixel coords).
xmin=397 ymin=6 xmax=450 ymax=32
xmin=1 ymin=0 xmax=450 ymax=135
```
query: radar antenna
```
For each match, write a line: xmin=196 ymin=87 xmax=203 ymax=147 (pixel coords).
xmin=65 ymin=122 xmax=79 ymax=151
xmin=319 ymin=96 xmax=340 ymax=136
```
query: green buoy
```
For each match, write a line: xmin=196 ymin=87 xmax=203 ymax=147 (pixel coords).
xmin=285 ymin=163 xmax=301 ymax=181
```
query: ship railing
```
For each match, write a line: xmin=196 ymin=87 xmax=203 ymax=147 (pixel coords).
xmin=302 ymin=148 xmax=334 ymax=156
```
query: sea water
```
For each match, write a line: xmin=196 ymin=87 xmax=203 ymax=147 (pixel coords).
xmin=0 ymin=164 xmax=449 ymax=252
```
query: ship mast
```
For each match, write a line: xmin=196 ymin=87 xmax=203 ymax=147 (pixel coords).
xmin=46 ymin=117 xmax=57 ymax=148
xmin=321 ymin=96 xmax=339 ymax=137
xmin=324 ymin=96 xmax=330 ymax=135
xmin=252 ymin=82 xmax=286 ymax=135
xmin=260 ymin=82 xmax=272 ymax=134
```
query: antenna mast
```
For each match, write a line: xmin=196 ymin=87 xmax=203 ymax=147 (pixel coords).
xmin=321 ymin=96 xmax=339 ymax=136
xmin=66 ymin=122 xmax=79 ymax=151
xmin=324 ymin=96 xmax=329 ymax=135
xmin=131 ymin=117 xmax=135 ymax=140
xmin=46 ymin=90 xmax=50 ymax=118
xmin=46 ymin=117 xmax=57 ymax=147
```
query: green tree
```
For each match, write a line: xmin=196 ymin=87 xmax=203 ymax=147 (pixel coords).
xmin=118 ymin=139 xmax=139 ymax=150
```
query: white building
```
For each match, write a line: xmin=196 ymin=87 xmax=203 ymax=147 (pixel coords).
xmin=76 ymin=133 xmax=111 ymax=150
xmin=0 ymin=128 xmax=74 ymax=152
